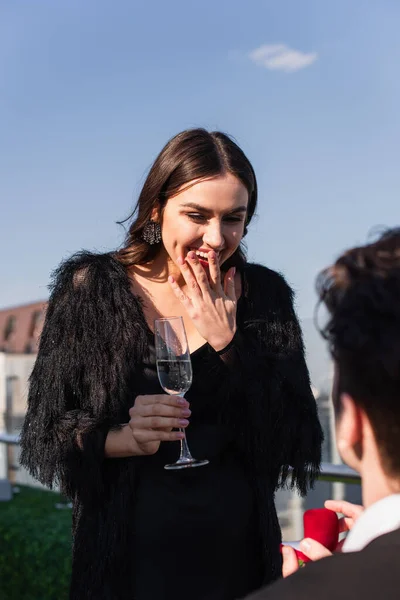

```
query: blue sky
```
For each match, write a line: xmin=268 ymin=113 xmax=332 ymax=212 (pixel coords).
xmin=1 ymin=0 xmax=399 ymax=318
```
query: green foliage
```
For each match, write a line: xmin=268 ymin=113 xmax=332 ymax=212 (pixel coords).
xmin=0 ymin=486 xmax=72 ymax=600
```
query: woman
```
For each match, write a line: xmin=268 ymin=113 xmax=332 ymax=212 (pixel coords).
xmin=20 ymin=129 xmax=323 ymax=600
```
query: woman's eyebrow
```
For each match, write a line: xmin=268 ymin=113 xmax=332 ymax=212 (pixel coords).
xmin=179 ymin=202 xmax=247 ymax=214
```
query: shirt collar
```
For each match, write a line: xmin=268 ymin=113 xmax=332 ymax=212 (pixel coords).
xmin=342 ymin=493 xmax=400 ymax=553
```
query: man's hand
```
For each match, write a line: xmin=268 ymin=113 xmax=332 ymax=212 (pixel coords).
xmin=281 ymin=540 xmax=332 ymax=578
xmin=281 ymin=499 xmax=364 ymax=577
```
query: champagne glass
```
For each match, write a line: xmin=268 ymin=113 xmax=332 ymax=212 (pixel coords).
xmin=155 ymin=317 xmax=209 ymax=470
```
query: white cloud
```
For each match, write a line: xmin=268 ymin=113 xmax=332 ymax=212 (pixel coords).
xmin=249 ymin=44 xmax=317 ymax=73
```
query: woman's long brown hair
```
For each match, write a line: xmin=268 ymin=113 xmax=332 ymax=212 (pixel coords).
xmin=116 ymin=128 xmax=258 ymax=271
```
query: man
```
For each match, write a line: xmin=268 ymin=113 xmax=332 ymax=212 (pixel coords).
xmin=247 ymin=228 xmax=400 ymax=600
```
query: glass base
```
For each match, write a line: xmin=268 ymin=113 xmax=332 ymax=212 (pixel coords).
xmin=164 ymin=457 xmax=209 ymax=470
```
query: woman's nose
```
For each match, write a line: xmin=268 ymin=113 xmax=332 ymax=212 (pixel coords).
xmin=203 ymin=221 xmax=225 ymax=250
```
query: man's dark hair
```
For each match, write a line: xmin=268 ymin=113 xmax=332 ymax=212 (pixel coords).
xmin=316 ymin=228 xmax=400 ymax=476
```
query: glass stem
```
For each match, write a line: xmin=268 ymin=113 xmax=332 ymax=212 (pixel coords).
xmin=176 ymin=393 xmax=193 ymax=462
xmin=179 ymin=428 xmax=193 ymax=461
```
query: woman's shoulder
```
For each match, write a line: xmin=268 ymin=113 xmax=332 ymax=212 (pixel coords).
xmin=50 ymin=250 xmax=125 ymax=291
xmin=45 ymin=250 xmax=137 ymax=325
xmin=241 ymin=262 xmax=294 ymax=299
xmin=237 ymin=262 xmax=297 ymax=323
xmin=53 ymin=249 xmax=120 ymax=275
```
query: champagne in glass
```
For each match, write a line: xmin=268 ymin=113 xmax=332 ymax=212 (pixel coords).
xmin=155 ymin=317 xmax=209 ymax=470
xmin=156 ymin=359 xmax=192 ymax=396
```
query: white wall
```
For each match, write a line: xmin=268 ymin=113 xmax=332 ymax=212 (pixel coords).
xmin=0 ymin=352 xmax=37 ymax=482
xmin=4 ymin=353 xmax=37 ymax=415
xmin=0 ymin=352 xmax=6 ymax=478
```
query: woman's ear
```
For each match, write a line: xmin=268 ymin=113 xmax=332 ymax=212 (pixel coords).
xmin=150 ymin=202 xmax=161 ymax=222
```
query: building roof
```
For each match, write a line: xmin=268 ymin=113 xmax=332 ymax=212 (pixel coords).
xmin=0 ymin=300 xmax=47 ymax=354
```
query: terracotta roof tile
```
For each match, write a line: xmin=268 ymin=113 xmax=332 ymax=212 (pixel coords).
xmin=0 ymin=301 xmax=48 ymax=354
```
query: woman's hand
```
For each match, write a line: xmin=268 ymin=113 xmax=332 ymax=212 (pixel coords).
xmin=281 ymin=500 xmax=365 ymax=578
xmin=128 ymin=394 xmax=191 ymax=456
xmin=169 ymin=250 xmax=237 ymax=352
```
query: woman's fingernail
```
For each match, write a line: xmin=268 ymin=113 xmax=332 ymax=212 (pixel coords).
xmin=168 ymin=276 xmax=175 ymax=283
xmin=177 ymin=397 xmax=187 ymax=406
xmin=282 ymin=546 xmax=290 ymax=555
xmin=178 ymin=419 xmax=189 ymax=426
xmin=300 ymin=539 xmax=311 ymax=551
xmin=181 ymin=409 xmax=191 ymax=417
xmin=188 ymin=251 xmax=195 ymax=259
xmin=176 ymin=432 xmax=185 ymax=439
xmin=177 ymin=256 xmax=184 ymax=265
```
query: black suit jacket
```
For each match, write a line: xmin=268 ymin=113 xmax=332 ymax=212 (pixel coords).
xmin=247 ymin=527 xmax=400 ymax=600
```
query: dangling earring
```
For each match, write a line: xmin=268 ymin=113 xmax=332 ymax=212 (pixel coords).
xmin=142 ymin=220 xmax=162 ymax=245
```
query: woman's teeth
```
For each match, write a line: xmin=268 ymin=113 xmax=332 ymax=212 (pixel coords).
xmin=191 ymin=250 xmax=209 ymax=260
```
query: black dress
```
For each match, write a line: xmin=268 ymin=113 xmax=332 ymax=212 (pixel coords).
xmin=19 ymin=252 xmax=323 ymax=600
xmin=133 ymin=342 xmax=264 ymax=600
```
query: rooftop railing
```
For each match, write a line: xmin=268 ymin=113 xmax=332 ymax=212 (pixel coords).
xmin=0 ymin=430 xmax=361 ymax=486
xmin=0 ymin=432 xmax=19 ymax=445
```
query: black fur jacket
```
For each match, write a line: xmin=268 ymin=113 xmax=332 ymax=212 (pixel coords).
xmin=20 ymin=251 xmax=323 ymax=599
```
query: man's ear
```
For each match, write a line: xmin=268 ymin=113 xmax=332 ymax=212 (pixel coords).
xmin=336 ymin=393 xmax=363 ymax=466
